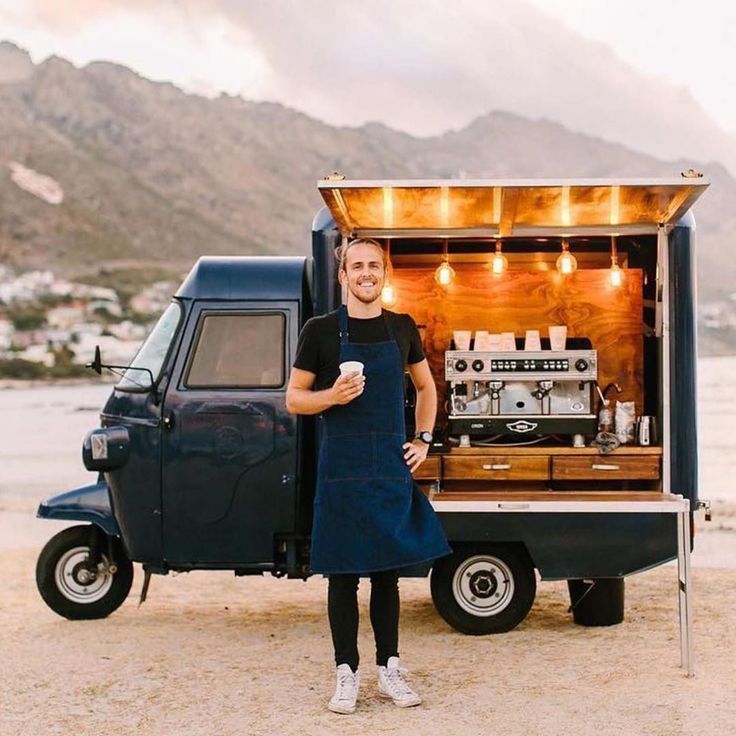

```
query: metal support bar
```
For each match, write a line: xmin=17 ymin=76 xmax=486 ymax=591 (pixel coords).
xmin=677 ymin=508 xmax=694 ymax=676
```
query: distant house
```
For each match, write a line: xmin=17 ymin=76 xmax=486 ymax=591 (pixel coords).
xmin=17 ymin=343 xmax=55 ymax=366
xmin=0 ymin=317 xmax=14 ymax=350
xmin=129 ymin=281 xmax=174 ymax=315
xmin=47 ymin=304 xmax=87 ymax=329
xmin=86 ymin=299 xmax=123 ymax=318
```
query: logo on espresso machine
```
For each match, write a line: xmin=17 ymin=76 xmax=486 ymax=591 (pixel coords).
xmin=506 ymin=420 xmax=539 ymax=433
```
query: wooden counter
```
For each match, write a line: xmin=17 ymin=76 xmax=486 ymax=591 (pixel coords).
xmin=413 ymin=445 xmax=663 ymax=488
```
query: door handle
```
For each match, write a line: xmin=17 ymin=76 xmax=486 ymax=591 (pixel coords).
xmin=163 ymin=412 xmax=175 ymax=430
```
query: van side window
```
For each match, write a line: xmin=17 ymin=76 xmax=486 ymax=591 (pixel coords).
xmin=185 ymin=313 xmax=285 ymax=388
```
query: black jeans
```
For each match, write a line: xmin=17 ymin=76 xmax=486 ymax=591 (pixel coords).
xmin=327 ymin=569 xmax=400 ymax=672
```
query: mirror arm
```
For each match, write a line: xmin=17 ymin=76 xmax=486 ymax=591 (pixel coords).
xmin=86 ymin=346 xmax=159 ymax=403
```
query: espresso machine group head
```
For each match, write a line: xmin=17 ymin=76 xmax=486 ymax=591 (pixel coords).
xmin=445 ymin=342 xmax=598 ymax=439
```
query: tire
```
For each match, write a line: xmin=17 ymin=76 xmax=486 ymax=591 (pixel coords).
xmin=36 ymin=525 xmax=134 ymax=620
xmin=430 ymin=543 xmax=536 ymax=634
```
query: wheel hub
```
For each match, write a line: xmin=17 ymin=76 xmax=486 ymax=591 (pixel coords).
xmin=468 ymin=570 xmax=498 ymax=598
xmin=72 ymin=562 xmax=98 ymax=585
xmin=452 ymin=554 xmax=515 ymax=617
xmin=54 ymin=546 xmax=115 ymax=604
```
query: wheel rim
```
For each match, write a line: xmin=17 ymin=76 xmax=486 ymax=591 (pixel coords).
xmin=54 ymin=546 xmax=115 ymax=604
xmin=451 ymin=554 xmax=515 ymax=617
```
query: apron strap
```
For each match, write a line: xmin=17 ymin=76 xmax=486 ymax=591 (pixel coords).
xmin=338 ymin=305 xmax=349 ymax=346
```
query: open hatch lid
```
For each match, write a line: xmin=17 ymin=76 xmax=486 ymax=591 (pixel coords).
xmin=318 ymin=176 xmax=709 ymax=238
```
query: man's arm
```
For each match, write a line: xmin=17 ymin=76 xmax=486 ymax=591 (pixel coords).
xmin=285 ymin=367 xmax=364 ymax=415
xmin=402 ymin=358 xmax=437 ymax=471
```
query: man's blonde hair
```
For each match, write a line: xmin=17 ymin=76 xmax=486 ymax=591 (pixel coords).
xmin=336 ymin=238 xmax=387 ymax=273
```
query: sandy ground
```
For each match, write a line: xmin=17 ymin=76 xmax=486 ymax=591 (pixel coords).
xmin=2 ymin=375 xmax=735 ymax=735
xmin=2 ymin=514 xmax=735 ymax=736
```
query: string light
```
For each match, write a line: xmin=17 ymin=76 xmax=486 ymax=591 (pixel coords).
xmin=434 ymin=239 xmax=455 ymax=286
xmin=490 ymin=240 xmax=508 ymax=274
xmin=609 ymin=235 xmax=623 ymax=287
xmin=556 ymin=238 xmax=577 ymax=275
xmin=381 ymin=282 xmax=397 ymax=305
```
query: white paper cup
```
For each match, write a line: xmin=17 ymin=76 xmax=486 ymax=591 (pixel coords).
xmin=500 ymin=332 xmax=517 ymax=351
xmin=474 ymin=330 xmax=490 ymax=351
xmin=453 ymin=330 xmax=472 ymax=351
xmin=524 ymin=330 xmax=541 ymax=351
xmin=549 ymin=325 xmax=568 ymax=351
xmin=339 ymin=360 xmax=364 ymax=377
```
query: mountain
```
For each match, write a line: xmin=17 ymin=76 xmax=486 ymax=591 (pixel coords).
xmin=0 ymin=41 xmax=33 ymax=84
xmin=205 ymin=0 xmax=736 ymax=173
xmin=0 ymin=43 xmax=734 ymax=301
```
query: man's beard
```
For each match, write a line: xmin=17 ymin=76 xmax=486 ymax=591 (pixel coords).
xmin=348 ymin=280 xmax=381 ymax=304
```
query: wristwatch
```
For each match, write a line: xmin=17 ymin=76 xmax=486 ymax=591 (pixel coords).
xmin=415 ymin=431 xmax=433 ymax=445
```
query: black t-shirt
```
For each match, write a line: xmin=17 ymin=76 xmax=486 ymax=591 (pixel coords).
xmin=293 ymin=308 xmax=425 ymax=390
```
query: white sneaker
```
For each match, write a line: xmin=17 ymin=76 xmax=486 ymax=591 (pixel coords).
xmin=328 ymin=663 xmax=359 ymax=714
xmin=377 ymin=656 xmax=422 ymax=707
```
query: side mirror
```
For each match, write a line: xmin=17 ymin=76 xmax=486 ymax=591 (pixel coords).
xmin=86 ymin=344 xmax=159 ymax=404
xmin=88 ymin=345 xmax=103 ymax=375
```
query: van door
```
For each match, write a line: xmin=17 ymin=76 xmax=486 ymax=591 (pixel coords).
xmin=161 ymin=301 xmax=298 ymax=565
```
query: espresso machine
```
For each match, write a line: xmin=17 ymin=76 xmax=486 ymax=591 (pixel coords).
xmin=445 ymin=340 xmax=598 ymax=440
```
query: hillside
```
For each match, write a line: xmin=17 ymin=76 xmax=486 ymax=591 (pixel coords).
xmin=0 ymin=42 xmax=734 ymax=301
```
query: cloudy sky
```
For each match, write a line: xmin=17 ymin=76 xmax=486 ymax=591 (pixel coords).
xmin=1 ymin=0 xmax=734 ymax=141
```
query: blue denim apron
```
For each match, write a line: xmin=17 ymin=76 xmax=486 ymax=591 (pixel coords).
xmin=309 ymin=306 xmax=452 ymax=574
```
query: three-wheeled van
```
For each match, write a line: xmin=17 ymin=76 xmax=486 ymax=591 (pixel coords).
xmin=36 ymin=176 xmax=709 ymax=640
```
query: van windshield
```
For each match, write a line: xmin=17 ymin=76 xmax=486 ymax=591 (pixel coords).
xmin=116 ymin=302 xmax=182 ymax=391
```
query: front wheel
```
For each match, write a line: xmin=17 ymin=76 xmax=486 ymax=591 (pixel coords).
xmin=36 ymin=525 xmax=133 ymax=620
xmin=430 ymin=543 xmax=536 ymax=634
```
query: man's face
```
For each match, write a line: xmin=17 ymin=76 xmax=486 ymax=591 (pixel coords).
xmin=340 ymin=242 xmax=386 ymax=305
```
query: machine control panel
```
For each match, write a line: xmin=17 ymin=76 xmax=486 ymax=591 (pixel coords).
xmin=445 ymin=349 xmax=598 ymax=382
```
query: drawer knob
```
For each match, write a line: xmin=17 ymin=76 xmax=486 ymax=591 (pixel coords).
xmin=482 ymin=463 xmax=512 ymax=470
xmin=592 ymin=463 xmax=620 ymax=471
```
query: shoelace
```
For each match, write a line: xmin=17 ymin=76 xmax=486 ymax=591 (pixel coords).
xmin=383 ymin=667 xmax=414 ymax=697
xmin=336 ymin=671 xmax=357 ymax=701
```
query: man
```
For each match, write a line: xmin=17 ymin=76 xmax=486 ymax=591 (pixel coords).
xmin=286 ymin=238 xmax=451 ymax=714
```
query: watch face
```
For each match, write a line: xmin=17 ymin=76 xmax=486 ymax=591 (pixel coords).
xmin=418 ymin=431 xmax=432 ymax=444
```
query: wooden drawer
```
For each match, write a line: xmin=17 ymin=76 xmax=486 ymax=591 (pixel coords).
xmin=552 ymin=455 xmax=660 ymax=480
xmin=444 ymin=455 xmax=549 ymax=481
xmin=413 ymin=455 xmax=441 ymax=480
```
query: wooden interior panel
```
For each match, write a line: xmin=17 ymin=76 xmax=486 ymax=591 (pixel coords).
xmin=444 ymin=455 xmax=549 ymax=481
xmin=319 ymin=181 xmax=706 ymax=234
xmin=412 ymin=455 xmax=441 ymax=480
xmin=552 ymin=455 xmax=660 ymax=481
xmin=390 ymin=265 xmax=643 ymax=430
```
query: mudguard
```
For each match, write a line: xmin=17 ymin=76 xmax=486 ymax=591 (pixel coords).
xmin=36 ymin=477 xmax=120 ymax=537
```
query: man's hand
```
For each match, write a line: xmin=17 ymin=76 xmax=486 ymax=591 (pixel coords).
xmin=403 ymin=439 xmax=429 ymax=473
xmin=331 ymin=371 xmax=365 ymax=405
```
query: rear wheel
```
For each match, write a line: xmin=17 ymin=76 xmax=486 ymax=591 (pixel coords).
xmin=36 ymin=525 xmax=133 ymax=620
xmin=431 ymin=543 xmax=536 ymax=634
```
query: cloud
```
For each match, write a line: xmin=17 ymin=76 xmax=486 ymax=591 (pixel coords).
xmin=7 ymin=0 xmax=736 ymax=171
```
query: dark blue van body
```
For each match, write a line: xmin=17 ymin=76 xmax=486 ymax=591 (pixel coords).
xmin=39 ymin=212 xmax=698 ymax=581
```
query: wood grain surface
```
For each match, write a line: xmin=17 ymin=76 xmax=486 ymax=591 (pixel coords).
xmin=391 ymin=266 xmax=643 ymax=428
xmin=551 ymin=454 xmax=661 ymax=480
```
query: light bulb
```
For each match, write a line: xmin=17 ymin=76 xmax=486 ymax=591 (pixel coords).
xmin=381 ymin=282 xmax=397 ymax=306
xmin=609 ymin=263 xmax=623 ymax=287
xmin=435 ymin=260 xmax=455 ymax=286
xmin=491 ymin=252 xmax=508 ymax=274
xmin=556 ymin=244 xmax=577 ymax=275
